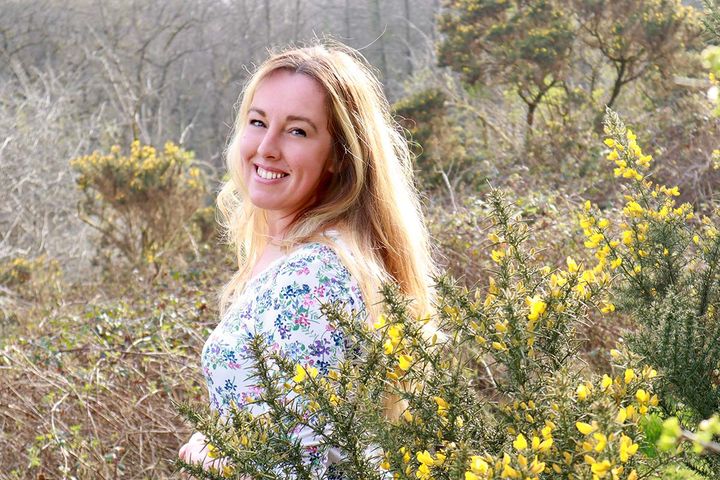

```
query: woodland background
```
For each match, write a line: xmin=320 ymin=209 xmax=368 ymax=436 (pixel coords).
xmin=1 ymin=0 xmax=720 ymax=478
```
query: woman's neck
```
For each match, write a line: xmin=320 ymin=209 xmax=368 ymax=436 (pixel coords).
xmin=265 ymin=211 xmax=297 ymax=243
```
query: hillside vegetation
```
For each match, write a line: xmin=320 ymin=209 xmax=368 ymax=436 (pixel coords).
xmin=2 ymin=0 xmax=720 ymax=478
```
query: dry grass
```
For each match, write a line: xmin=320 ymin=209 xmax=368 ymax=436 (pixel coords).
xmin=0 ymin=254 xmax=231 ymax=479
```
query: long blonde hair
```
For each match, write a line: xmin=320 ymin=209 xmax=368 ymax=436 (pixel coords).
xmin=216 ymin=41 xmax=435 ymax=327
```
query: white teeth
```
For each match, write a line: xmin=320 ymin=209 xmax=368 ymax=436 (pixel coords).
xmin=256 ymin=166 xmax=288 ymax=180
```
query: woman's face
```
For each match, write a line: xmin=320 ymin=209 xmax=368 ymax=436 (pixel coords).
xmin=238 ymin=69 xmax=334 ymax=223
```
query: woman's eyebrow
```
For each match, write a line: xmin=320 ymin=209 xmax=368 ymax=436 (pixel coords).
xmin=249 ymin=107 xmax=318 ymax=134
xmin=287 ymin=115 xmax=318 ymax=133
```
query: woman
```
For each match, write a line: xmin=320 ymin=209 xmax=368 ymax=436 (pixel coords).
xmin=179 ymin=41 xmax=436 ymax=476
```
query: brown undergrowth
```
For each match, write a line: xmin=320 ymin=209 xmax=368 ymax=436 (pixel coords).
xmin=0 ymin=248 xmax=232 ymax=479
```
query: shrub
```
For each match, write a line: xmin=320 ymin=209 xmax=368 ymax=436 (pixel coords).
xmin=178 ymin=189 xmax=675 ymax=479
xmin=579 ymin=108 xmax=720 ymax=475
xmin=70 ymin=140 xmax=207 ymax=270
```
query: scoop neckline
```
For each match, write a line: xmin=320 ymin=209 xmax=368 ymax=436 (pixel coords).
xmin=246 ymin=250 xmax=291 ymax=288
xmin=245 ymin=230 xmax=342 ymax=288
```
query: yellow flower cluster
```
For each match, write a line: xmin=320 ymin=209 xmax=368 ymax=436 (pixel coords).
xmin=603 ymin=129 xmax=652 ymax=182
xmin=481 ymin=221 xmax=608 ymax=362
xmin=70 ymin=140 xmax=202 ymax=203
xmin=574 ymin=418 xmax=639 ymax=479
xmin=402 ymin=447 xmax=549 ymax=480
xmin=558 ymin=359 xmax=658 ymax=479
xmin=581 ymin=201 xmax=692 ymax=308
xmin=290 ymin=363 xmax=342 ymax=409
xmin=482 ymin=285 xmax=553 ymax=355
xmin=373 ymin=314 xmax=416 ymax=380
xmin=375 ymin=344 xmax=660 ymax=480
xmin=577 ymin=118 xmax=702 ymax=321
xmin=575 ymin=364 xmax=658 ymax=408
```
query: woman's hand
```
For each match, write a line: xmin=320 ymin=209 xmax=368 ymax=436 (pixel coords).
xmin=179 ymin=432 xmax=252 ymax=479
xmin=178 ymin=432 xmax=228 ymax=475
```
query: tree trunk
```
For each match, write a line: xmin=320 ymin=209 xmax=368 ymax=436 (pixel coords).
xmin=369 ymin=0 xmax=387 ymax=79
xmin=263 ymin=0 xmax=271 ymax=45
xmin=527 ymin=101 xmax=537 ymax=128
xmin=403 ymin=0 xmax=413 ymax=76
xmin=344 ymin=0 xmax=351 ymax=39
xmin=607 ymin=60 xmax=627 ymax=109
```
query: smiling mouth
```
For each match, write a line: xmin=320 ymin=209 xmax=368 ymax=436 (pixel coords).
xmin=256 ymin=165 xmax=289 ymax=180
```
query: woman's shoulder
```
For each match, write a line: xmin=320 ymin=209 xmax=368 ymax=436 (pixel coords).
xmin=279 ymin=238 xmax=348 ymax=279
xmin=272 ymin=232 xmax=363 ymax=295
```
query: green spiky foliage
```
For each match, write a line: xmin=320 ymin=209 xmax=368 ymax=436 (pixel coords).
xmin=579 ymin=108 xmax=720 ymax=476
xmin=178 ymin=189 xmax=683 ymax=479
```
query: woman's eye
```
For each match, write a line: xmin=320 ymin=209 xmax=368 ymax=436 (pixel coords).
xmin=249 ymin=119 xmax=265 ymax=128
xmin=290 ymin=128 xmax=307 ymax=137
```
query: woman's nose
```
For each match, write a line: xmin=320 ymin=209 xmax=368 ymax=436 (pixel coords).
xmin=256 ymin=128 xmax=281 ymax=159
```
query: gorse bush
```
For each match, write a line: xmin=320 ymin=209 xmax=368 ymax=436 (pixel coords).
xmin=581 ymin=109 xmax=720 ymax=476
xmin=437 ymin=0 xmax=575 ymax=128
xmin=178 ymin=197 xmax=664 ymax=479
xmin=70 ymin=140 xmax=207 ymax=269
xmin=178 ymin=110 xmax=720 ymax=480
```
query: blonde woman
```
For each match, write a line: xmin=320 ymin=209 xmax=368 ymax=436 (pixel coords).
xmin=179 ymin=41 xmax=435 ymax=476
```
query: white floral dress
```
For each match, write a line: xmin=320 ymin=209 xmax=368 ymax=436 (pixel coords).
xmin=201 ymin=235 xmax=366 ymax=476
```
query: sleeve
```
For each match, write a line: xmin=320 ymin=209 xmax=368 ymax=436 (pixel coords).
xmin=261 ymin=243 xmax=367 ymax=477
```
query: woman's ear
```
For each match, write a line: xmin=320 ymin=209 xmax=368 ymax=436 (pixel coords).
xmin=329 ymin=139 xmax=350 ymax=174
xmin=327 ymin=160 xmax=337 ymax=174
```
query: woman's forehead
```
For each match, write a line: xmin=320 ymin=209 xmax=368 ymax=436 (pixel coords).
xmin=248 ymin=70 xmax=331 ymax=127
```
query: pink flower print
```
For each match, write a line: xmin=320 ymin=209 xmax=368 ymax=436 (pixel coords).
xmin=295 ymin=314 xmax=310 ymax=328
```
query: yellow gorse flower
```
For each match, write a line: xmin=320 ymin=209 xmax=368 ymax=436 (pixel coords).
xmin=566 ymin=256 xmax=579 ymax=273
xmin=526 ymin=296 xmax=547 ymax=322
xmin=398 ymin=354 xmax=413 ymax=371
xmin=619 ymin=435 xmax=639 ymax=462
xmin=434 ymin=396 xmax=449 ymax=417
xmin=416 ymin=450 xmax=435 ymax=466
xmin=623 ymin=201 xmax=644 ymax=217
xmin=576 ymin=382 xmax=592 ymax=401
xmin=576 ymin=421 xmax=597 ymax=435
xmin=293 ymin=364 xmax=318 ymax=383
xmin=601 ymin=374 xmax=613 ymax=391
xmin=470 ymin=455 xmax=490 ymax=474
xmin=590 ymin=459 xmax=612 ymax=476
xmin=513 ymin=433 xmax=528 ymax=450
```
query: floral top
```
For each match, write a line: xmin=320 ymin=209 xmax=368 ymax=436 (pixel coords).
xmin=201 ymin=235 xmax=366 ymax=476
